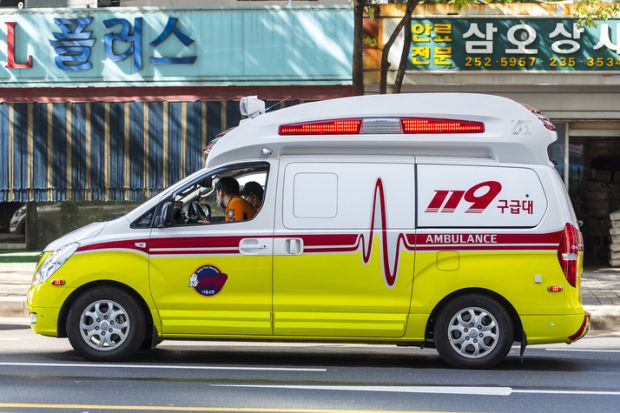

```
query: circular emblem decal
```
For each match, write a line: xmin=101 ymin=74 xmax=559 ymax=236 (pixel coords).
xmin=189 ymin=265 xmax=228 ymax=297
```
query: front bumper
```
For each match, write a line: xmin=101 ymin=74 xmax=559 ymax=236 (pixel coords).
xmin=28 ymin=306 xmax=62 ymax=337
xmin=27 ymin=283 xmax=75 ymax=337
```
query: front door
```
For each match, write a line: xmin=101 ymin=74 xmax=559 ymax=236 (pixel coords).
xmin=149 ymin=162 xmax=275 ymax=336
xmin=273 ymin=158 xmax=416 ymax=338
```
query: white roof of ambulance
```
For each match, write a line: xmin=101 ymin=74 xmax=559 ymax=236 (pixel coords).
xmin=206 ymin=93 xmax=556 ymax=168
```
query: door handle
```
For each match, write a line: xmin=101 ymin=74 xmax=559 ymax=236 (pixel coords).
xmin=239 ymin=238 xmax=269 ymax=255
xmin=286 ymin=238 xmax=303 ymax=255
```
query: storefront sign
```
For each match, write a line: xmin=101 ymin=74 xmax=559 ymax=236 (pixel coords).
xmin=0 ymin=7 xmax=353 ymax=86
xmin=408 ymin=18 xmax=620 ymax=71
xmin=46 ymin=16 xmax=196 ymax=72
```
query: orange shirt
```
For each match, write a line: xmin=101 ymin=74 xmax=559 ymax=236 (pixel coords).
xmin=225 ymin=195 xmax=257 ymax=222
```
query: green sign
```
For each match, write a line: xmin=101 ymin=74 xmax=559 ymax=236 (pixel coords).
xmin=408 ymin=18 xmax=620 ymax=71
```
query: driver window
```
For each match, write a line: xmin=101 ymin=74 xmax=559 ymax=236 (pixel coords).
xmin=166 ymin=164 xmax=269 ymax=227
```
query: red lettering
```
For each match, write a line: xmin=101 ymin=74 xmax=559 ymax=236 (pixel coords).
xmin=5 ymin=22 xmax=33 ymax=69
xmin=426 ymin=181 xmax=502 ymax=213
xmin=463 ymin=181 xmax=502 ymax=213
xmin=426 ymin=190 xmax=449 ymax=212
xmin=441 ymin=190 xmax=465 ymax=212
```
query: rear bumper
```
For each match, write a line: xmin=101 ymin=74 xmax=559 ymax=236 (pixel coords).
xmin=568 ymin=312 xmax=590 ymax=342
xmin=521 ymin=312 xmax=590 ymax=345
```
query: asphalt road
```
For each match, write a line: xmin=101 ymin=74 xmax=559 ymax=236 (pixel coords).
xmin=1 ymin=319 xmax=619 ymax=413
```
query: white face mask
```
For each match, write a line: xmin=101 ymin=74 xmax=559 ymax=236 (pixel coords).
xmin=216 ymin=191 xmax=225 ymax=209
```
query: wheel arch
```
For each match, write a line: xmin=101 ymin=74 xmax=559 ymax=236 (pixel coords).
xmin=58 ymin=280 xmax=156 ymax=348
xmin=424 ymin=288 xmax=524 ymax=347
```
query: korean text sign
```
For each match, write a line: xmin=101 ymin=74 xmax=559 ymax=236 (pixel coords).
xmin=0 ymin=7 xmax=353 ymax=85
xmin=407 ymin=18 xmax=620 ymax=71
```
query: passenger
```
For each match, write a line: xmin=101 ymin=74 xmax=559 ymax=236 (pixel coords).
xmin=215 ymin=177 xmax=256 ymax=222
xmin=241 ymin=181 xmax=264 ymax=213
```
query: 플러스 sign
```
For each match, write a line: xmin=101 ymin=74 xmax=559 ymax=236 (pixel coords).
xmin=0 ymin=7 xmax=353 ymax=86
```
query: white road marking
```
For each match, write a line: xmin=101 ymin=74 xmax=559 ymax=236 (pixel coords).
xmin=0 ymin=362 xmax=325 ymax=372
xmin=544 ymin=349 xmax=620 ymax=353
xmin=211 ymin=384 xmax=512 ymax=396
xmin=213 ymin=384 xmax=620 ymax=397
xmin=513 ymin=389 xmax=620 ymax=396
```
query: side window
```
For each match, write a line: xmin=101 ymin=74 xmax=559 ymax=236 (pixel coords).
xmin=131 ymin=207 xmax=155 ymax=229
xmin=161 ymin=163 xmax=269 ymax=227
xmin=283 ymin=162 xmax=415 ymax=230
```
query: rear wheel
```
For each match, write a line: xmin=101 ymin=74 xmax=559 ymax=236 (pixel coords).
xmin=67 ymin=286 xmax=146 ymax=361
xmin=433 ymin=294 xmax=514 ymax=369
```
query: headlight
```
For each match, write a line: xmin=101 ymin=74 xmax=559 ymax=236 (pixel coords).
xmin=33 ymin=242 xmax=80 ymax=285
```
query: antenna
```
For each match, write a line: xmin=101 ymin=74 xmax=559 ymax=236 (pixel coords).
xmin=265 ymin=97 xmax=293 ymax=112
xmin=240 ymin=96 xmax=266 ymax=119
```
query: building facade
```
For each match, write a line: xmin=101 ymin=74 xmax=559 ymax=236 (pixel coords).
xmin=366 ymin=3 xmax=620 ymax=264
xmin=0 ymin=5 xmax=353 ymax=248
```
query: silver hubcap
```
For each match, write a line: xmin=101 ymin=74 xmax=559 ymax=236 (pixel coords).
xmin=447 ymin=306 xmax=499 ymax=359
xmin=79 ymin=300 xmax=130 ymax=352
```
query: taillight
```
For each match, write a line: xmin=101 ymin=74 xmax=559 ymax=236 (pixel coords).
xmin=557 ymin=223 xmax=582 ymax=288
xmin=400 ymin=118 xmax=484 ymax=134
xmin=278 ymin=117 xmax=486 ymax=136
xmin=279 ymin=119 xmax=362 ymax=135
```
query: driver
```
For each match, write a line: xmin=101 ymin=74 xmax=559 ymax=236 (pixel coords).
xmin=215 ymin=177 xmax=256 ymax=222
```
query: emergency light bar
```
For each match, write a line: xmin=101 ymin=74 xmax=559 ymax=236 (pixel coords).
xmin=401 ymin=118 xmax=484 ymax=134
xmin=278 ymin=119 xmax=362 ymax=135
xmin=278 ymin=117 xmax=484 ymax=136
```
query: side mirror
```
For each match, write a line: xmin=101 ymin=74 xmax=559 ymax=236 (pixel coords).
xmin=200 ymin=176 xmax=213 ymax=188
xmin=156 ymin=202 xmax=174 ymax=228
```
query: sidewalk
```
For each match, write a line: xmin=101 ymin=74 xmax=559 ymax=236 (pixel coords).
xmin=580 ymin=268 xmax=620 ymax=331
xmin=1 ymin=255 xmax=619 ymax=332
xmin=0 ymin=263 xmax=33 ymax=317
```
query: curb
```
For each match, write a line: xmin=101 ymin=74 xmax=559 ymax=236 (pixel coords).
xmin=585 ymin=305 xmax=620 ymax=333
xmin=0 ymin=297 xmax=27 ymax=318
xmin=591 ymin=315 xmax=620 ymax=332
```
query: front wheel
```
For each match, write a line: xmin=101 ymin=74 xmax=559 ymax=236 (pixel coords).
xmin=66 ymin=286 xmax=146 ymax=361
xmin=433 ymin=294 xmax=514 ymax=369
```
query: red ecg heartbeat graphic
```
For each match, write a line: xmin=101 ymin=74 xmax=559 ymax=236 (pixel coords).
xmin=353 ymin=178 xmax=414 ymax=287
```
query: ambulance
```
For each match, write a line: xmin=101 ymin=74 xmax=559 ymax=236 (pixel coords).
xmin=27 ymin=93 xmax=589 ymax=369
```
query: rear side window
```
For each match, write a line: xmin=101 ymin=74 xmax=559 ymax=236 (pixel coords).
xmin=293 ymin=173 xmax=338 ymax=218
xmin=417 ymin=164 xmax=547 ymax=228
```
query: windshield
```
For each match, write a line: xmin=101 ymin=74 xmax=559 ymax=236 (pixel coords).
xmin=124 ymin=167 xmax=210 ymax=223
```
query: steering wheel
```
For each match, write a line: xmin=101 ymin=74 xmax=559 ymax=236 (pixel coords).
xmin=188 ymin=201 xmax=209 ymax=224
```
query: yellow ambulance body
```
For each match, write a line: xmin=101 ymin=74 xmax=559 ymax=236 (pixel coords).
xmin=27 ymin=94 xmax=588 ymax=368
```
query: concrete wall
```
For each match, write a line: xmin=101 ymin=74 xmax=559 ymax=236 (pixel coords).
xmin=119 ymin=1 xmax=349 ymax=6
xmin=25 ymin=0 xmax=96 ymax=7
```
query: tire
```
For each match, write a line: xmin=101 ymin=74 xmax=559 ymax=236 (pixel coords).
xmin=67 ymin=286 xmax=146 ymax=362
xmin=433 ymin=294 xmax=514 ymax=369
